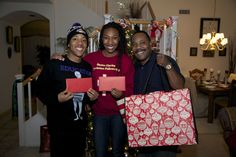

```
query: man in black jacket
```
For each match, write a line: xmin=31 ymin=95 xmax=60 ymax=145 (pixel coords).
xmin=131 ymin=30 xmax=185 ymax=157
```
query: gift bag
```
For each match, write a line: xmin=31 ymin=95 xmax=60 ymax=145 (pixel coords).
xmin=117 ymin=98 xmax=126 ymax=123
xmin=125 ymin=88 xmax=198 ymax=147
xmin=39 ymin=125 xmax=50 ymax=152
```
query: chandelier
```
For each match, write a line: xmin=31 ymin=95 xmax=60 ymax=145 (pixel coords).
xmin=199 ymin=0 xmax=228 ymax=51
xmin=200 ymin=32 xmax=228 ymax=51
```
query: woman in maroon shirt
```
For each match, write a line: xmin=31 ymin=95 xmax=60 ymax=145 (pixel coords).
xmin=84 ymin=22 xmax=134 ymax=157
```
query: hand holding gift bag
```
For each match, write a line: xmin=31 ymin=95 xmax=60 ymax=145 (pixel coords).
xmin=117 ymin=98 xmax=126 ymax=123
xmin=117 ymin=88 xmax=198 ymax=147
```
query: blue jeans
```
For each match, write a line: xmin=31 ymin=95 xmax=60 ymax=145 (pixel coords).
xmin=94 ymin=114 xmax=126 ymax=157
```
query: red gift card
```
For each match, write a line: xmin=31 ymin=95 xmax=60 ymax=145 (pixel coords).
xmin=99 ymin=76 xmax=126 ymax=91
xmin=66 ymin=78 xmax=92 ymax=93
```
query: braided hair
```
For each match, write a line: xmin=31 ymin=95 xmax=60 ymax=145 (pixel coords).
xmin=99 ymin=22 xmax=127 ymax=71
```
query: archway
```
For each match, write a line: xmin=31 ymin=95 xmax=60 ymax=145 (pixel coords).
xmin=21 ymin=19 xmax=50 ymax=78
xmin=1 ymin=10 xmax=50 ymax=77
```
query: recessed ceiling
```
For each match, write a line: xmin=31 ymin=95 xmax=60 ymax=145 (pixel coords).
xmin=1 ymin=11 xmax=48 ymax=25
xmin=0 ymin=0 xmax=51 ymax=3
xmin=0 ymin=0 xmax=51 ymax=25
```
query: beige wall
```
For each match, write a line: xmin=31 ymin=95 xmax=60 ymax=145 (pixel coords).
xmin=0 ymin=21 xmax=21 ymax=114
xmin=149 ymin=0 xmax=236 ymax=77
xmin=0 ymin=2 xmax=54 ymax=114
xmin=53 ymin=0 xmax=104 ymax=52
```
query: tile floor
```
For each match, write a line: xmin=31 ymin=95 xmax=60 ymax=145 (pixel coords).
xmin=0 ymin=110 xmax=230 ymax=157
xmin=0 ymin=111 xmax=49 ymax=157
xmin=177 ymin=118 xmax=230 ymax=157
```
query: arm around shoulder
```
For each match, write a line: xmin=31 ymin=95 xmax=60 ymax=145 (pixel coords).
xmin=122 ymin=55 xmax=135 ymax=97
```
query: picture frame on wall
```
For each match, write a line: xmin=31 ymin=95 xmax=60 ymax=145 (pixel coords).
xmin=6 ymin=26 xmax=13 ymax=44
xmin=200 ymin=18 xmax=220 ymax=38
xmin=14 ymin=36 xmax=20 ymax=52
xmin=219 ymin=48 xmax=226 ymax=56
xmin=203 ymin=50 xmax=215 ymax=57
xmin=7 ymin=47 xmax=12 ymax=59
xmin=190 ymin=47 xmax=198 ymax=56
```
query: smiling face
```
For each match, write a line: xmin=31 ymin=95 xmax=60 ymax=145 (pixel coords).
xmin=102 ymin=27 xmax=120 ymax=57
xmin=67 ymin=34 xmax=87 ymax=62
xmin=132 ymin=32 xmax=152 ymax=65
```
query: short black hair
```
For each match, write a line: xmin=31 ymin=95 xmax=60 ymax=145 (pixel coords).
xmin=132 ymin=30 xmax=151 ymax=42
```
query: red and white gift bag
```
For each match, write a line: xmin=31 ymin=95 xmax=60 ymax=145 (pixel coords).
xmin=125 ymin=88 xmax=198 ymax=147
xmin=117 ymin=98 xmax=126 ymax=123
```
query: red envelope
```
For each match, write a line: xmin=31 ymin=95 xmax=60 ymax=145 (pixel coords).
xmin=99 ymin=76 xmax=126 ymax=91
xmin=66 ymin=78 xmax=92 ymax=93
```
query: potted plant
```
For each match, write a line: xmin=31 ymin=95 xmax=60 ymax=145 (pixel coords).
xmin=36 ymin=45 xmax=50 ymax=66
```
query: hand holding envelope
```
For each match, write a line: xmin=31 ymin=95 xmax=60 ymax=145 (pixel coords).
xmin=58 ymin=89 xmax=73 ymax=103
xmin=66 ymin=78 xmax=92 ymax=93
xmin=66 ymin=76 xmax=126 ymax=99
xmin=87 ymin=88 xmax=99 ymax=101
xmin=66 ymin=78 xmax=99 ymax=101
xmin=98 ymin=76 xmax=126 ymax=91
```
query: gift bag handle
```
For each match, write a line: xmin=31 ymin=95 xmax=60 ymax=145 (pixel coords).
xmin=142 ymin=61 xmax=155 ymax=94
xmin=142 ymin=55 xmax=167 ymax=94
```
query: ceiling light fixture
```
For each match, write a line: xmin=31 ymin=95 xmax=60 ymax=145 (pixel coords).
xmin=199 ymin=0 xmax=228 ymax=51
